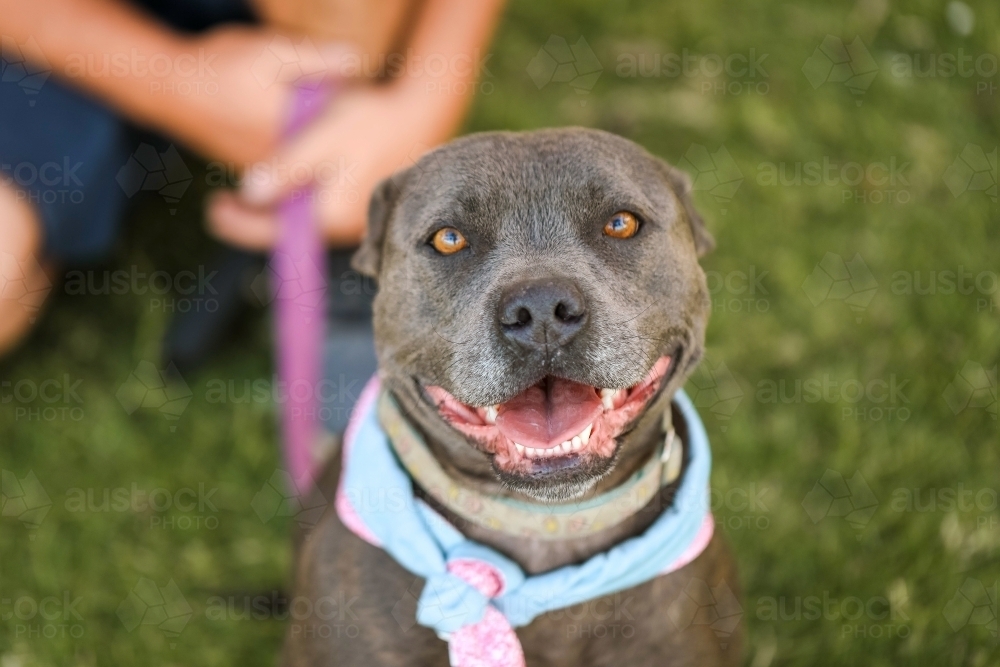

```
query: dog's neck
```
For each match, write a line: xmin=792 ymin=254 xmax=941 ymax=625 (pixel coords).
xmin=389 ymin=384 xmax=688 ymax=574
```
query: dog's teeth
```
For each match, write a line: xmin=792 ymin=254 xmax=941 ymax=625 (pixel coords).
xmin=571 ymin=436 xmax=582 ymax=449
xmin=514 ymin=443 xmax=525 ymax=454
xmin=601 ymin=388 xmax=618 ymax=410
xmin=526 ymin=447 xmax=538 ymax=457
xmin=546 ymin=448 xmax=558 ymax=458
xmin=581 ymin=424 xmax=592 ymax=445
xmin=485 ymin=406 xmax=498 ymax=424
xmin=561 ymin=442 xmax=572 ymax=453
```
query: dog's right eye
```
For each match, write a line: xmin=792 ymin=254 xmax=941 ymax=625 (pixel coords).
xmin=604 ymin=211 xmax=640 ymax=239
xmin=430 ymin=227 xmax=468 ymax=255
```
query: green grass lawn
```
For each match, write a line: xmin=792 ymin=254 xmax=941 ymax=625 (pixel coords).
xmin=2 ymin=0 xmax=999 ymax=665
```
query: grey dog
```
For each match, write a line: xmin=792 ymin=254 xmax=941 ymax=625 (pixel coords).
xmin=283 ymin=128 xmax=742 ymax=666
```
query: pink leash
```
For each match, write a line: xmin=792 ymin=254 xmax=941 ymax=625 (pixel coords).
xmin=273 ymin=83 xmax=338 ymax=490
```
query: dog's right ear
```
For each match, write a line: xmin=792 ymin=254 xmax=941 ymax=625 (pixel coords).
xmin=351 ymin=169 xmax=410 ymax=279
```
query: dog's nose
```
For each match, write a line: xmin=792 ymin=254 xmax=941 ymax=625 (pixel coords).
xmin=498 ymin=278 xmax=587 ymax=349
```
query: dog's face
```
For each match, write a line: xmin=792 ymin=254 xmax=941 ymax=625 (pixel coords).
xmin=354 ymin=129 xmax=713 ymax=501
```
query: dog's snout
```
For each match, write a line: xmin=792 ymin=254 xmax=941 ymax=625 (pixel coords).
xmin=498 ymin=278 xmax=587 ymax=349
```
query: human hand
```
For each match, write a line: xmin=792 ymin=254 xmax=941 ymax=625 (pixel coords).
xmin=206 ymin=80 xmax=461 ymax=250
xmin=159 ymin=25 xmax=360 ymax=166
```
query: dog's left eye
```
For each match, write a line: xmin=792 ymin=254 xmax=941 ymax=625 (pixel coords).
xmin=603 ymin=211 xmax=640 ymax=239
xmin=430 ymin=227 xmax=468 ymax=255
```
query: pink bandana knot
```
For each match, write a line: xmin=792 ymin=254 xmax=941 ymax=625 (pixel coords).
xmin=416 ymin=553 xmax=526 ymax=667
xmin=444 ymin=560 xmax=525 ymax=667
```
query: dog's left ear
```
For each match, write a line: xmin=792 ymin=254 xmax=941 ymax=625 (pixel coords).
xmin=351 ymin=168 xmax=412 ymax=279
xmin=655 ymin=159 xmax=715 ymax=258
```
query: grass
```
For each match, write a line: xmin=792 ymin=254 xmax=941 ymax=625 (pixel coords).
xmin=2 ymin=0 xmax=999 ymax=665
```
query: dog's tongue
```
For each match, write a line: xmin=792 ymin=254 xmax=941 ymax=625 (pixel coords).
xmin=495 ymin=377 xmax=603 ymax=449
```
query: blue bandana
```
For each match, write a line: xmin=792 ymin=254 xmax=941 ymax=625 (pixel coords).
xmin=335 ymin=378 xmax=714 ymax=667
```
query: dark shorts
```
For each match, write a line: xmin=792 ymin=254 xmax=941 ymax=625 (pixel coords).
xmin=0 ymin=0 xmax=254 ymax=263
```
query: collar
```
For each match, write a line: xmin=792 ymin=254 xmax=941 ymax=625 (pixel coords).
xmin=379 ymin=390 xmax=685 ymax=540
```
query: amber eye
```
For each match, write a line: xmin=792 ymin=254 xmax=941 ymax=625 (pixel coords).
xmin=603 ymin=212 xmax=639 ymax=239
xmin=430 ymin=227 xmax=468 ymax=255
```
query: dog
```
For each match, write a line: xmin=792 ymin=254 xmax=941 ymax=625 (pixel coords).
xmin=282 ymin=128 xmax=742 ymax=666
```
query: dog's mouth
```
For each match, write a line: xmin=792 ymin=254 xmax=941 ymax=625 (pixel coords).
xmin=424 ymin=356 xmax=673 ymax=475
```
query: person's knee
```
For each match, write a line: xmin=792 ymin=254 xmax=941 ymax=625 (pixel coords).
xmin=0 ymin=180 xmax=52 ymax=356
